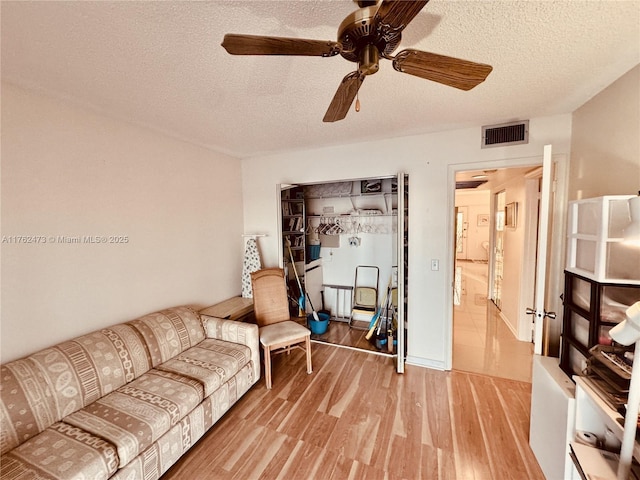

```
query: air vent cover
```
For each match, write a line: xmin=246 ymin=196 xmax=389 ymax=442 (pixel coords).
xmin=482 ymin=120 xmax=529 ymax=148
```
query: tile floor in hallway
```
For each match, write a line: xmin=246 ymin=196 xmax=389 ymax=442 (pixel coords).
xmin=453 ymin=260 xmax=535 ymax=382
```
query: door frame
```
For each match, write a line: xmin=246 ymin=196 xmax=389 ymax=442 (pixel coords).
xmin=445 ymin=154 xmax=567 ymax=370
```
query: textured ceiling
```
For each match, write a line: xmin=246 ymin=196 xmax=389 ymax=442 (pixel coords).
xmin=2 ymin=1 xmax=639 ymax=158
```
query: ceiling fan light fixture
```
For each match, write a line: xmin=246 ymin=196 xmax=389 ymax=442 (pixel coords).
xmin=471 ymin=170 xmax=497 ymax=179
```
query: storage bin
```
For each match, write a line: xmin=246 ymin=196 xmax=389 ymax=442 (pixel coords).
xmin=566 ymin=195 xmax=640 ymax=284
xmin=308 ymin=244 xmax=321 ymax=261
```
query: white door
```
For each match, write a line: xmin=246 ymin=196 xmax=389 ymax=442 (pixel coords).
xmin=529 ymin=146 xmax=573 ymax=479
xmin=396 ymin=173 xmax=407 ymax=373
xmin=455 ymin=206 xmax=469 ymax=260
xmin=529 ymin=145 xmax=556 ymax=355
xmin=492 ymin=191 xmax=506 ymax=310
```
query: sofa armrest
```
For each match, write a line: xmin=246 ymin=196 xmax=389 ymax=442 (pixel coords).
xmin=201 ymin=317 xmax=260 ymax=383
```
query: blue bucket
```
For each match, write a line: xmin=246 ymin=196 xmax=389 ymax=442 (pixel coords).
xmin=308 ymin=312 xmax=330 ymax=334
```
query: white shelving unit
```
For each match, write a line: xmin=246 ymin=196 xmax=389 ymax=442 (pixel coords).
xmin=570 ymin=376 xmax=640 ymax=479
xmin=561 ymin=195 xmax=640 ymax=479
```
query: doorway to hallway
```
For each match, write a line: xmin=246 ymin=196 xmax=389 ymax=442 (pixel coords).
xmin=452 ymin=167 xmax=537 ymax=382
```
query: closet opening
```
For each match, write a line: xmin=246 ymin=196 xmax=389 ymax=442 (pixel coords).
xmin=279 ymin=175 xmax=408 ymax=366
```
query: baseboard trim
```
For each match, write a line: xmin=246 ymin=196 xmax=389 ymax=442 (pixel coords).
xmin=405 ymin=356 xmax=447 ymax=370
xmin=499 ymin=310 xmax=519 ymax=338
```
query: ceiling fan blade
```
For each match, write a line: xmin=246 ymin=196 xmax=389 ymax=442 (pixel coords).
xmin=374 ymin=0 xmax=429 ymax=31
xmin=392 ymin=49 xmax=493 ymax=90
xmin=222 ymin=34 xmax=341 ymax=57
xmin=323 ymin=72 xmax=365 ymax=123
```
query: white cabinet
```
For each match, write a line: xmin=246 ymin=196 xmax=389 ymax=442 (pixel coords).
xmin=530 ymin=355 xmax=576 ymax=480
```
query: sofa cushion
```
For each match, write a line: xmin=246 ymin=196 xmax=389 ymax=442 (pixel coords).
xmin=63 ymin=369 xmax=203 ymax=468
xmin=157 ymin=338 xmax=252 ymax=397
xmin=202 ymin=316 xmax=261 ymax=383
xmin=0 ymin=422 xmax=118 ymax=480
xmin=110 ymin=401 xmax=209 ymax=480
xmin=111 ymin=363 xmax=257 ymax=480
xmin=0 ymin=324 xmax=150 ymax=455
xmin=127 ymin=306 xmax=205 ymax=368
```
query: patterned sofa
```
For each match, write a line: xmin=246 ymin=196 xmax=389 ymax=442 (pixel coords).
xmin=0 ymin=305 xmax=260 ymax=479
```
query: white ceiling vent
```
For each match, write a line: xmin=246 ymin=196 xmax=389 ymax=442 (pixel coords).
xmin=481 ymin=120 xmax=529 ymax=148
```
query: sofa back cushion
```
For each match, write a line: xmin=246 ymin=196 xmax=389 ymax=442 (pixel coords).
xmin=0 ymin=323 xmax=150 ymax=455
xmin=126 ymin=306 xmax=205 ymax=368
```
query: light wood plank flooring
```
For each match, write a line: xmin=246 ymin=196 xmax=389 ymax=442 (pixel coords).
xmin=162 ymin=343 xmax=544 ymax=480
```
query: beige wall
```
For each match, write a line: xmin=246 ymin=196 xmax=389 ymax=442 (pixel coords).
xmin=1 ymin=83 xmax=245 ymax=362
xmin=495 ymin=175 xmax=528 ymax=338
xmin=570 ymin=65 xmax=640 ymax=199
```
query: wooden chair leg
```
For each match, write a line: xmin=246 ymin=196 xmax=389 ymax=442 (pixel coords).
xmin=264 ymin=345 xmax=272 ymax=389
xmin=305 ymin=336 xmax=312 ymax=374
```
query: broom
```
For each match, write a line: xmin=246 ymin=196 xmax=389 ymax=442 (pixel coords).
xmin=365 ymin=277 xmax=392 ymax=341
xmin=305 ymin=291 xmax=320 ymax=322
xmin=285 ymin=238 xmax=309 ymax=318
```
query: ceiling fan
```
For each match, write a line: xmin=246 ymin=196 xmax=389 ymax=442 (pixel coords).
xmin=221 ymin=0 xmax=493 ymax=122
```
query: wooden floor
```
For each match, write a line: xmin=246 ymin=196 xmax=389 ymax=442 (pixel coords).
xmin=162 ymin=343 xmax=544 ymax=480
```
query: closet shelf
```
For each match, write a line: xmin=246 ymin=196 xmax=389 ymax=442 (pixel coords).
xmin=305 ymin=192 xmax=394 ymax=200
xmin=307 ymin=213 xmax=397 ymax=218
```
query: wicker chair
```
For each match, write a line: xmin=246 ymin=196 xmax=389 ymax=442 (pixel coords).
xmin=250 ymin=268 xmax=312 ymax=389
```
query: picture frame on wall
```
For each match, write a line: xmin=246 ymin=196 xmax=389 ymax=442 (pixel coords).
xmin=505 ymin=202 xmax=518 ymax=228
xmin=477 ymin=214 xmax=490 ymax=226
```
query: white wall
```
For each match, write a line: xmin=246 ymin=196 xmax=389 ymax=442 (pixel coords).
xmin=1 ymin=83 xmax=245 ymax=362
xmin=242 ymin=114 xmax=572 ymax=369
xmin=570 ymin=64 xmax=640 ymax=199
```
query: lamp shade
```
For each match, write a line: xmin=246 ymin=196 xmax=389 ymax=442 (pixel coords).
xmin=610 ymin=302 xmax=640 ymax=346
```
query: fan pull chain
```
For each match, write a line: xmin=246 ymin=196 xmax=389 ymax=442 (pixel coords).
xmin=355 ymin=92 xmax=361 ymax=113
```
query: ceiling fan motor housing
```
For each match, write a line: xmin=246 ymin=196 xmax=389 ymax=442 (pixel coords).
xmin=359 ymin=44 xmax=379 ymax=75
xmin=338 ymin=5 xmax=401 ymax=74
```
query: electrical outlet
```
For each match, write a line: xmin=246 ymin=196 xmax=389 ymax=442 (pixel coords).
xmin=431 ymin=259 xmax=439 ymax=271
